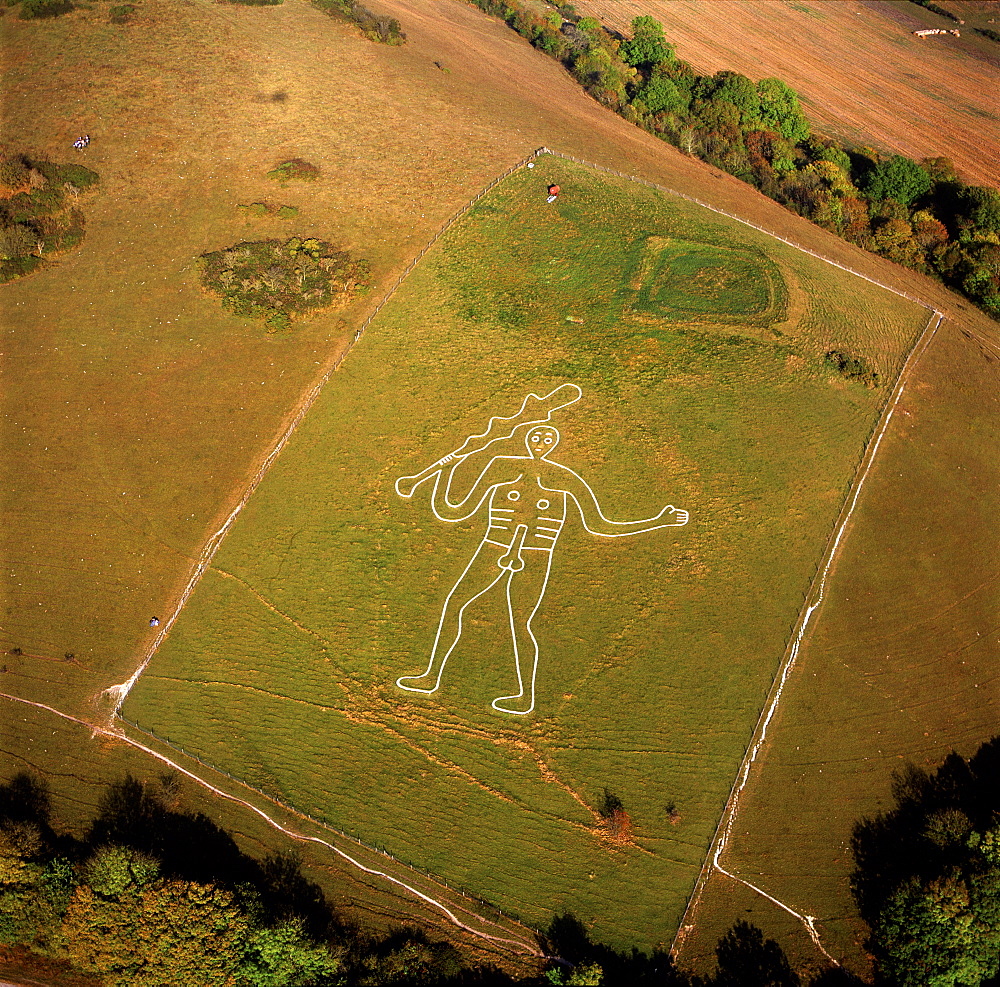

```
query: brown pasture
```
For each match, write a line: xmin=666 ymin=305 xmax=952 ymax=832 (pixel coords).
xmin=4 ymin=0 xmax=1000 ymax=969
xmin=581 ymin=0 xmax=1000 ymax=188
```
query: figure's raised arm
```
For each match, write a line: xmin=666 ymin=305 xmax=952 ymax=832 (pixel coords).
xmin=548 ymin=466 xmax=688 ymax=536
xmin=397 ymin=453 xmax=523 ymax=523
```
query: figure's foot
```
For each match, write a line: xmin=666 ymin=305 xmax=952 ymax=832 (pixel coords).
xmin=491 ymin=693 xmax=534 ymax=715
xmin=396 ymin=674 xmax=440 ymax=694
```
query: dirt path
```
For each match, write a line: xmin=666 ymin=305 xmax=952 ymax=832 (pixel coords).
xmin=0 ymin=690 xmax=546 ymax=960
xmin=100 ymin=148 xmax=542 ymax=719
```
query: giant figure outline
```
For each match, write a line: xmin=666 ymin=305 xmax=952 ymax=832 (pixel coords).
xmin=394 ymin=384 xmax=688 ymax=715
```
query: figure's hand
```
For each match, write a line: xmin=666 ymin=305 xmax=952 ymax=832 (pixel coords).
xmin=659 ymin=505 xmax=689 ymax=526
xmin=395 ymin=475 xmax=421 ymax=499
xmin=395 ymin=453 xmax=464 ymax=499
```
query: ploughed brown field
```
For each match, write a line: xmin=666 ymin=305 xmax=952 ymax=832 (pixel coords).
xmin=582 ymin=0 xmax=1000 ymax=188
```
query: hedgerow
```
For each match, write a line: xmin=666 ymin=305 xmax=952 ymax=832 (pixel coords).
xmin=311 ymin=0 xmax=406 ymax=45
xmin=470 ymin=2 xmax=1000 ymax=320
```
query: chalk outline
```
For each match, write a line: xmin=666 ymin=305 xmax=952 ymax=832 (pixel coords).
xmin=86 ymin=144 xmax=947 ymax=962
xmin=395 ymin=387 xmax=687 ymax=715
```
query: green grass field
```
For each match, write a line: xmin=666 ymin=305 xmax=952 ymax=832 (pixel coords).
xmin=122 ymin=156 xmax=930 ymax=949
xmin=683 ymin=317 xmax=1000 ymax=974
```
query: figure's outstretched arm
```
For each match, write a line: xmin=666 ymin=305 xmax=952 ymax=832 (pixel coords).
xmin=545 ymin=466 xmax=688 ymax=537
xmin=398 ymin=455 xmax=524 ymax=523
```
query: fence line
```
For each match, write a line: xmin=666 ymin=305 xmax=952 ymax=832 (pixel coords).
xmin=107 ymin=145 xmax=941 ymax=960
xmin=115 ymin=712 xmax=543 ymax=936
xmin=104 ymin=149 xmax=550 ymax=715
xmin=527 ymin=149 xmax=944 ymax=961
xmin=536 ymin=147 xmax=933 ymax=309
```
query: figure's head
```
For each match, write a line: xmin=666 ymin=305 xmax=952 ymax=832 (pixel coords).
xmin=526 ymin=425 xmax=560 ymax=459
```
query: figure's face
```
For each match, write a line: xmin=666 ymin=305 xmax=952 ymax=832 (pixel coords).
xmin=526 ymin=426 xmax=559 ymax=459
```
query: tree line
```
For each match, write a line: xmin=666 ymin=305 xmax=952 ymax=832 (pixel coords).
xmin=0 ymin=771 xmax=841 ymax=986
xmin=466 ymin=2 xmax=1000 ymax=321
xmin=4 ymin=735 xmax=999 ymax=985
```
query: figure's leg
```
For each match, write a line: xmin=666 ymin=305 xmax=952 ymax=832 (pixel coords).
xmin=396 ymin=541 xmax=506 ymax=694
xmin=492 ymin=552 xmax=553 ymax=715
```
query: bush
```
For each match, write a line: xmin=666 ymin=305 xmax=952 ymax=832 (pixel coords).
xmin=265 ymin=158 xmax=319 ymax=183
xmin=237 ymin=201 xmax=299 ymax=220
xmin=312 ymin=0 xmax=406 ymax=45
xmin=825 ymin=349 xmax=880 ymax=387
xmin=0 ymin=154 xmax=97 ymax=283
xmin=0 ymin=156 xmax=30 ymax=194
xmin=197 ymin=237 xmax=369 ymax=330
xmin=108 ymin=3 xmax=136 ymax=22
xmin=17 ymin=0 xmax=74 ymax=17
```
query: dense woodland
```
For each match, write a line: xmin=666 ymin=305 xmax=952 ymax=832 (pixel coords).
xmin=468 ymin=2 xmax=1000 ymax=322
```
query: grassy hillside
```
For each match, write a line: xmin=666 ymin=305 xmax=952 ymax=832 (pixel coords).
xmin=5 ymin=0 xmax=1000 ymax=971
xmin=123 ymin=155 xmax=929 ymax=949
xmin=681 ymin=316 xmax=1000 ymax=976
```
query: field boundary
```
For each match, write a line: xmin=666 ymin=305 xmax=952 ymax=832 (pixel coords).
xmin=103 ymin=145 xmax=940 ymax=714
xmin=519 ymin=148 xmax=949 ymax=964
xmin=1 ymin=691 xmax=546 ymax=959
xmin=101 ymin=147 xmax=547 ymax=717
xmin=97 ymin=145 xmax=947 ymax=961
xmin=671 ymin=308 xmax=943 ymax=964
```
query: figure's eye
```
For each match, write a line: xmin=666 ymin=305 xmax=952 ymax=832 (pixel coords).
xmin=544 ymin=437 xmax=552 ymax=443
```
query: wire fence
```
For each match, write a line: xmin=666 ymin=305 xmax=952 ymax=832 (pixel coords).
xmin=115 ymin=711 xmax=544 ymax=938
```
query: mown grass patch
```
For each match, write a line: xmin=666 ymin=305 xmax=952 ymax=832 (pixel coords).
xmin=125 ymin=157 xmax=930 ymax=949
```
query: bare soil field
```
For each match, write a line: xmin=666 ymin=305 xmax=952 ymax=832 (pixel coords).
xmin=581 ymin=0 xmax=1000 ymax=188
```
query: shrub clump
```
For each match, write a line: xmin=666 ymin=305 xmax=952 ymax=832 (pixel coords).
xmin=237 ymin=201 xmax=299 ymax=219
xmin=198 ymin=237 xmax=369 ymax=331
xmin=265 ymin=158 xmax=319 ymax=183
xmin=312 ymin=0 xmax=406 ymax=45
xmin=825 ymin=349 xmax=880 ymax=387
xmin=596 ymin=788 xmax=633 ymax=844
xmin=13 ymin=0 xmax=75 ymax=18
xmin=0 ymin=153 xmax=99 ymax=283
xmin=109 ymin=3 xmax=136 ymax=22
